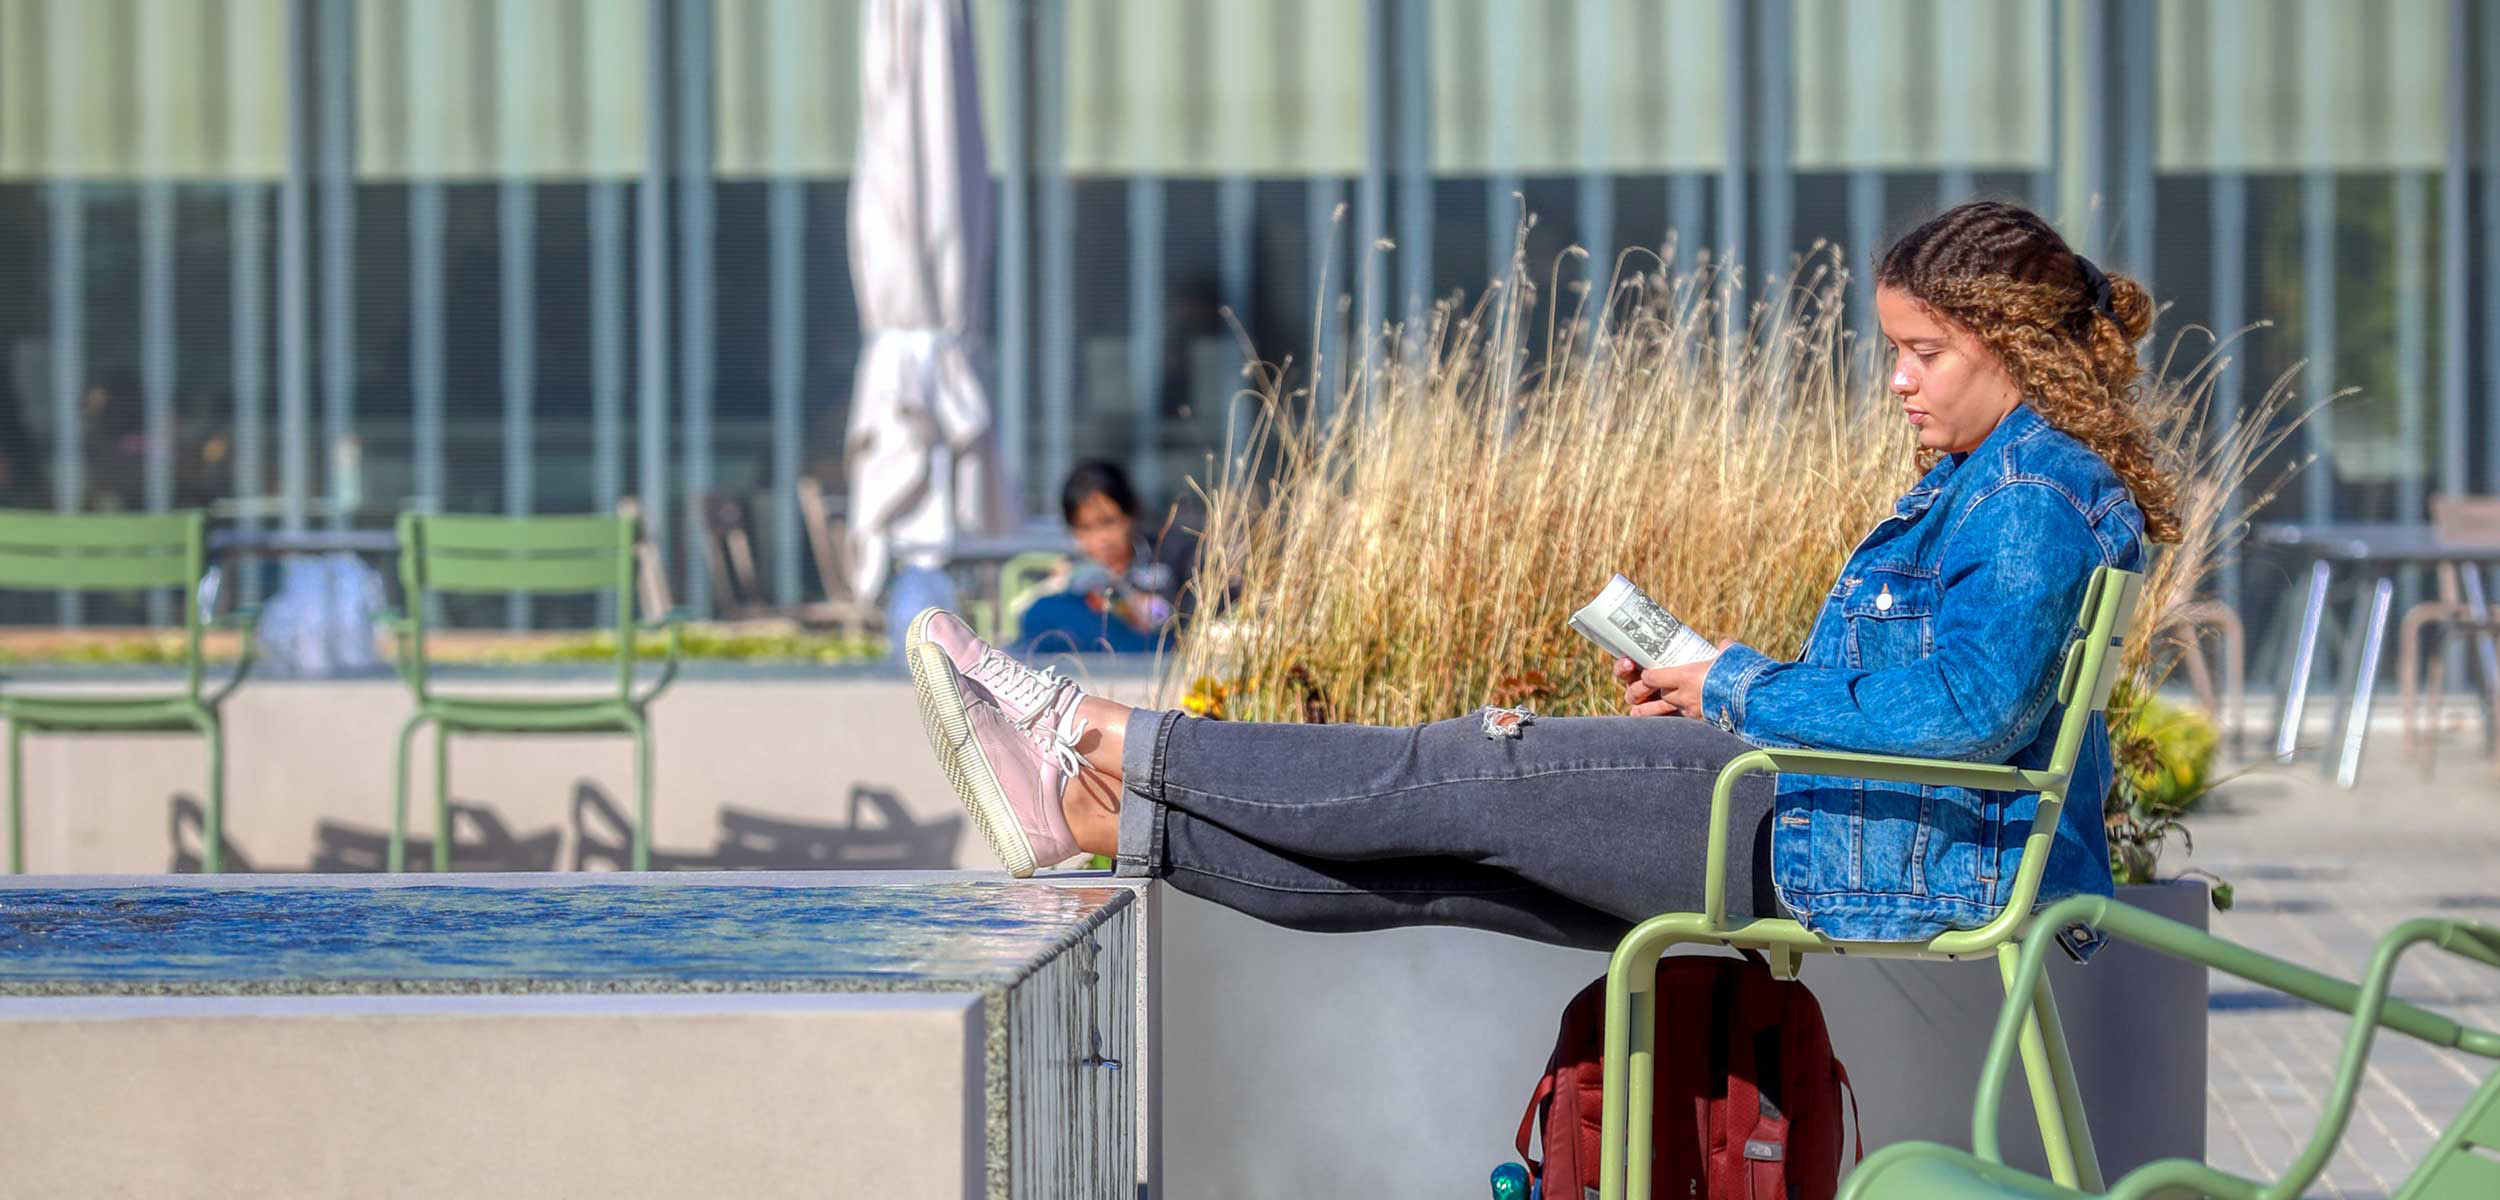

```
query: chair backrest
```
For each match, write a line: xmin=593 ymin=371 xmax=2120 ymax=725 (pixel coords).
xmin=2043 ymin=565 xmax=2145 ymax=782
xmin=697 ymin=490 xmax=767 ymax=615
xmin=398 ymin=512 xmax=639 ymax=692
xmin=613 ymin=497 xmax=675 ymax=618
xmin=0 ymin=509 xmax=212 ymax=690
xmin=0 ymin=509 xmax=204 ymax=596
xmin=794 ymin=476 xmax=857 ymax=605
xmin=998 ymin=551 xmax=1068 ymax=642
xmin=2431 ymin=494 xmax=2500 ymax=548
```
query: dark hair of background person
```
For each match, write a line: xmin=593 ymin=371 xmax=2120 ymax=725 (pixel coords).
xmin=1059 ymin=459 xmax=1140 ymax=525
xmin=1876 ymin=200 xmax=2181 ymax=544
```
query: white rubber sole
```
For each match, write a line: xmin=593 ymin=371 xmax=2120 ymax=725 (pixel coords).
xmin=904 ymin=617 xmax=1038 ymax=878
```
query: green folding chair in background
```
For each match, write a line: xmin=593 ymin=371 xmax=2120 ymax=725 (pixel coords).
xmin=0 ymin=510 xmax=257 ymax=873
xmin=1839 ymin=894 xmax=2500 ymax=1200
xmin=1600 ymin=565 xmax=2146 ymax=1200
xmin=387 ymin=513 xmax=684 ymax=872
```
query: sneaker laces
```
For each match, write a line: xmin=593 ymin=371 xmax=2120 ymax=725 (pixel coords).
xmin=1025 ymin=708 xmax=1091 ymax=778
xmin=964 ymin=649 xmax=1090 ymax=775
xmin=969 ymin=650 xmax=1074 ymax=714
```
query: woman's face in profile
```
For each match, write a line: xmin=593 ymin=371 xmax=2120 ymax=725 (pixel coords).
xmin=1069 ymin=491 xmax=1136 ymax=573
xmin=1876 ymin=284 xmax=2022 ymax=456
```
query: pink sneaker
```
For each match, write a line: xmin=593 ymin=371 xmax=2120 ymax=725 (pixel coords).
xmin=906 ymin=607 xmax=1088 ymax=732
xmin=906 ymin=634 xmax=1089 ymax=876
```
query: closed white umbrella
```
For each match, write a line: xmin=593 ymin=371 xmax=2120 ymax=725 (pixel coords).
xmin=844 ymin=0 xmax=1014 ymax=608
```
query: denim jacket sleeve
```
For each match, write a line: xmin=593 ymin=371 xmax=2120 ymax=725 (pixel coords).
xmin=1698 ymin=480 xmax=2099 ymax=760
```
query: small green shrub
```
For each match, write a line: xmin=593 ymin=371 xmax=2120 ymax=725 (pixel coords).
xmin=2104 ymin=681 xmax=2230 ymax=906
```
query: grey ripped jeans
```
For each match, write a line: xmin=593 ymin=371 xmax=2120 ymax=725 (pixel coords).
xmin=1112 ymin=708 xmax=1783 ymax=951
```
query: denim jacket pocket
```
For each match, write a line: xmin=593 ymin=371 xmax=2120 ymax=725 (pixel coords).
xmin=1840 ymin=568 xmax=1939 ymax=669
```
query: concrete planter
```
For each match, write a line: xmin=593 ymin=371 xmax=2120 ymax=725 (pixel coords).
xmin=1160 ymin=879 xmax=2209 ymax=1198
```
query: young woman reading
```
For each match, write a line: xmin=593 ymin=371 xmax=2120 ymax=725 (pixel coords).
xmin=904 ymin=201 xmax=2176 ymax=951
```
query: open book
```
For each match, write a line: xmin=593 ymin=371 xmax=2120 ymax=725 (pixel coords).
xmin=1568 ymin=573 xmax=1719 ymax=670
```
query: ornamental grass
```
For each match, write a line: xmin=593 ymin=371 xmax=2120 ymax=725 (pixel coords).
xmin=1163 ymin=227 xmax=2309 ymax=751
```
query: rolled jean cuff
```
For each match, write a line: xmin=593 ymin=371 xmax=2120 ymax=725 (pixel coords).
xmin=1114 ymin=708 xmax=1181 ymax=878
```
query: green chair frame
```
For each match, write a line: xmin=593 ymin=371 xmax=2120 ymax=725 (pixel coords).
xmin=0 ymin=510 xmax=256 ymax=873
xmin=993 ymin=550 xmax=1070 ymax=644
xmin=1600 ymin=565 xmax=2146 ymax=1200
xmin=387 ymin=513 xmax=684 ymax=872
xmin=1838 ymin=894 xmax=2500 ymax=1200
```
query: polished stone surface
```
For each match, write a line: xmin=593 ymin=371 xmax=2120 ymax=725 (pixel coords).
xmin=0 ymin=880 xmax=1129 ymax=994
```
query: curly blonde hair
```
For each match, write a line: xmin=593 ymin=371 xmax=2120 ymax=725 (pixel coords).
xmin=1877 ymin=202 xmax=2180 ymax=543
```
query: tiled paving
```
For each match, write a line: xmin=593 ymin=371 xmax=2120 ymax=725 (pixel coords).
xmin=2188 ymin=744 xmax=2500 ymax=1199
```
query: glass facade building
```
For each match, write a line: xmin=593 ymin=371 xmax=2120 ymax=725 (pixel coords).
xmin=0 ymin=0 xmax=2493 ymax=629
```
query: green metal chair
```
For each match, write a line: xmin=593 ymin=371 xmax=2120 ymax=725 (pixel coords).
xmin=387 ymin=513 xmax=684 ymax=872
xmin=0 ymin=510 xmax=256 ymax=873
xmin=995 ymin=550 xmax=1069 ymax=644
xmin=1838 ymin=894 xmax=2500 ymax=1200
xmin=1600 ymin=565 xmax=2146 ymax=1200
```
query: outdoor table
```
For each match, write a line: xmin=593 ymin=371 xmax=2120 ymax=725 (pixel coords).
xmin=204 ymin=527 xmax=401 ymax=558
xmin=2251 ymin=522 xmax=2500 ymax=786
xmin=203 ymin=526 xmax=404 ymax=676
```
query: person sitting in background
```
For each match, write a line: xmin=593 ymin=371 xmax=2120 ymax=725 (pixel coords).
xmin=1013 ymin=460 xmax=1198 ymax=657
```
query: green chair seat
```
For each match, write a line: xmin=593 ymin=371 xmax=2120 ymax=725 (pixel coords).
xmin=0 ymin=509 xmax=255 ymax=872
xmin=1842 ymin=1143 xmax=2089 ymax=1200
xmin=1 ymin=694 xmax=222 ymax=732
xmin=423 ymin=697 xmax=641 ymax=733
xmin=1601 ymin=566 xmax=2147 ymax=1199
xmin=388 ymin=512 xmax=682 ymax=871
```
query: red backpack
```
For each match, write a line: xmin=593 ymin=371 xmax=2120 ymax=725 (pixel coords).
xmin=1516 ymin=954 xmax=1860 ymax=1200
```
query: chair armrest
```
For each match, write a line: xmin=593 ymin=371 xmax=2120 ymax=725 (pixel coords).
xmin=1748 ymin=747 xmax=2063 ymax=793
xmin=1695 ymin=748 xmax=2066 ymax=931
xmin=198 ymin=606 xmax=262 ymax=707
xmin=1977 ymin=896 xmax=2500 ymax=1199
xmin=631 ymin=609 xmax=691 ymax=705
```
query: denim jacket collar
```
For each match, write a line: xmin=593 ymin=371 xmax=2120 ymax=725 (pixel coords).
xmin=1896 ymin=402 xmax=2048 ymax=519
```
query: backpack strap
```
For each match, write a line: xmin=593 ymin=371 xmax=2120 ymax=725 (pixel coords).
xmin=1516 ymin=1070 xmax=1556 ymax=1174
xmin=1835 ymin=1059 xmax=1864 ymax=1165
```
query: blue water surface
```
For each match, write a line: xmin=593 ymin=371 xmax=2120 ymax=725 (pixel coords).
xmin=0 ymin=883 xmax=1126 ymax=992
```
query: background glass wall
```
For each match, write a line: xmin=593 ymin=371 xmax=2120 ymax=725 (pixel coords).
xmin=0 ymin=0 xmax=2493 ymax=632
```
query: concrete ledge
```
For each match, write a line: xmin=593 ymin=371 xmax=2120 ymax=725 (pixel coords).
xmin=1 ymin=870 xmax=1158 ymax=1200
xmin=0 ymin=991 xmax=987 ymax=1198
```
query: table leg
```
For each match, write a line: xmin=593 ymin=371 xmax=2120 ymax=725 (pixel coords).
xmin=2459 ymin=565 xmax=2500 ymax=755
xmin=2276 ymin=559 xmax=2333 ymax=763
xmin=2332 ymin=576 xmax=2395 ymax=789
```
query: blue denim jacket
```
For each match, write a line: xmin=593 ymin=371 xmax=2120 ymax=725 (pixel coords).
xmin=1699 ymin=403 xmax=2142 ymax=941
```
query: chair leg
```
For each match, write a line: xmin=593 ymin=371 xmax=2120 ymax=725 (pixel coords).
xmin=1997 ymin=944 xmax=2104 ymax=1191
xmin=629 ymin=711 xmax=653 ymax=872
xmin=433 ymin=724 xmax=453 ymax=873
xmin=2399 ymin=604 xmax=2433 ymax=767
xmin=1625 ymin=986 xmax=1657 ymax=1199
xmin=6 ymin=722 xmax=22 ymax=875
xmin=390 ymin=714 xmax=428 ymax=873
xmin=1600 ymin=919 xmax=1710 ymax=1200
xmin=197 ymin=714 xmax=225 ymax=875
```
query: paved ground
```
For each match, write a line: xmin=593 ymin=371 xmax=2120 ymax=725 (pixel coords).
xmin=2189 ymin=737 xmax=2500 ymax=1199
